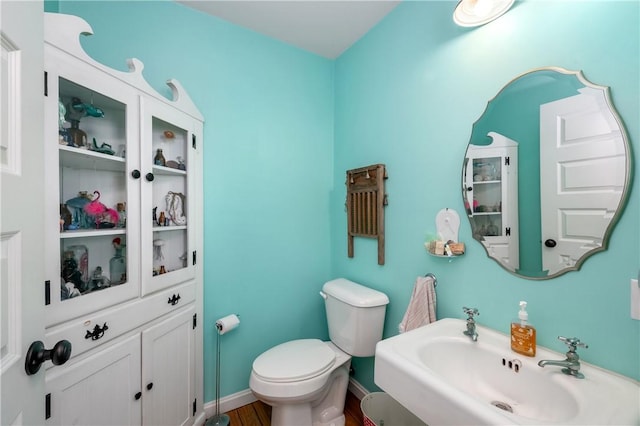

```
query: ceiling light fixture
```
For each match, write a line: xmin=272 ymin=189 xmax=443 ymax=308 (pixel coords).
xmin=453 ymin=0 xmax=515 ymax=27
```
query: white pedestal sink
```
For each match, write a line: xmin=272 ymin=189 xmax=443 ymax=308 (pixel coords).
xmin=375 ymin=318 xmax=640 ymax=425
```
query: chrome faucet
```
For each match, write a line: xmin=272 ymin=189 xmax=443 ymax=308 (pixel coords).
xmin=538 ymin=336 xmax=588 ymax=379
xmin=462 ymin=307 xmax=479 ymax=342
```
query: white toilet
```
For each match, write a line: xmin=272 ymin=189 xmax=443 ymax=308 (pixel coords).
xmin=249 ymin=278 xmax=389 ymax=426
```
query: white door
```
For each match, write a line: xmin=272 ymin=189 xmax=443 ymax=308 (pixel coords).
xmin=539 ymin=87 xmax=626 ymax=275
xmin=0 ymin=1 xmax=46 ymax=424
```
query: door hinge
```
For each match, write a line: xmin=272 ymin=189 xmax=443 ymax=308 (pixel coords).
xmin=44 ymin=71 xmax=48 ymax=97
xmin=192 ymin=398 xmax=197 ymax=416
xmin=505 ymin=156 xmax=510 ymax=166
xmin=193 ymin=313 xmax=197 ymax=329
xmin=45 ymin=393 xmax=51 ymax=419
xmin=45 ymin=280 xmax=51 ymax=305
xmin=192 ymin=250 xmax=196 ymax=266
xmin=506 ymin=227 xmax=511 ymax=236
xmin=192 ymin=134 xmax=196 ymax=149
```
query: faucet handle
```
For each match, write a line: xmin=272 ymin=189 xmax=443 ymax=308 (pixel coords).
xmin=558 ymin=336 xmax=588 ymax=351
xmin=463 ymin=307 xmax=479 ymax=318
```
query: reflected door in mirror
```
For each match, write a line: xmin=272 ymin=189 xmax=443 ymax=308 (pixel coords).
xmin=539 ymin=87 xmax=627 ymax=275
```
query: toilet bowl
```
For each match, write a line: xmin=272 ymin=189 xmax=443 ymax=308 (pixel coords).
xmin=249 ymin=278 xmax=389 ymax=426
xmin=250 ymin=340 xmax=351 ymax=426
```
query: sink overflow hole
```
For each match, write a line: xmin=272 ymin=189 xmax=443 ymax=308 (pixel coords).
xmin=501 ymin=357 xmax=522 ymax=373
xmin=491 ymin=401 xmax=513 ymax=413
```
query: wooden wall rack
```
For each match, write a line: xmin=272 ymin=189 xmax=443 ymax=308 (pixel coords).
xmin=346 ymin=164 xmax=388 ymax=265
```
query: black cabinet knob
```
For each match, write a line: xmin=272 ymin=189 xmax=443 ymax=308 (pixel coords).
xmin=544 ymin=239 xmax=557 ymax=248
xmin=134 ymin=392 xmax=142 ymax=400
xmin=131 ymin=169 xmax=141 ymax=179
xmin=146 ymin=382 xmax=153 ymax=390
xmin=25 ymin=340 xmax=72 ymax=375
xmin=145 ymin=173 xmax=154 ymax=182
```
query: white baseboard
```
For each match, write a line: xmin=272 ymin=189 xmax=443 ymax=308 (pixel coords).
xmin=347 ymin=377 xmax=369 ymax=400
xmin=203 ymin=388 xmax=257 ymax=421
xmin=202 ymin=377 xmax=370 ymax=421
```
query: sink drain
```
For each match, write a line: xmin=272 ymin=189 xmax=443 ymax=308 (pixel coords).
xmin=491 ymin=401 xmax=513 ymax=413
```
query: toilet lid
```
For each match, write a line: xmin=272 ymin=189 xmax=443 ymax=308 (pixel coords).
xmin=252 ymin=339 xmax=336 ymax=383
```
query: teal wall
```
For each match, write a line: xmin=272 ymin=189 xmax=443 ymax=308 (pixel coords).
xmin=333 ymin=0 xmax=639 ymax=391
xmin=55 ymin=0 xmax=639 ymax=406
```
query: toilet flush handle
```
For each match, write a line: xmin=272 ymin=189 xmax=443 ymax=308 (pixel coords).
xmin=319 ymin=291 xmax=327 ymax=300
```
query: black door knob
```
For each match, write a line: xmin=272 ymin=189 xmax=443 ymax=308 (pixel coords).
xmin=544 ymin=239 xmax=557 ymax=248
xmin=131 ymin=169 xmax=141 ymax=179
xmin=146 ymin=382 xmax=154 ymax=390
xmin=145 ymin=173 xmax=154 ymax=182
xmin=25 ymin=340 xmax=72 ymax=375
xmin=134 ymin=392 xmax=142 ymax=400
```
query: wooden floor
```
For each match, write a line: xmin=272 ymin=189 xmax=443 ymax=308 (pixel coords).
xmin=224 ymin=390 xmax=363 ymax=426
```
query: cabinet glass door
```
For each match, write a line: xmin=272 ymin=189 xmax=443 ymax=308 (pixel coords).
xmin=141 ymin=98 xmax=197 ymax=296
xmin=46 ymin=72 xmax=139 ymax=326
xmin=470 ymin=156 xmax=504 ymax=238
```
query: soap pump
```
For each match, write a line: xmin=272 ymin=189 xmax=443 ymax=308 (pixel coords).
xmin=510 ymin=301 xmax=536 ymax=357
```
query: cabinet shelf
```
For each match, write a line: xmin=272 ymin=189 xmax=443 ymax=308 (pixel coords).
xmin=152 ymin=225 xmax=187 ymax=232
xmin=153 ymin=165 xmax=187 ymax=177
xmin=472 ymin=179 xmax=501 ymax=185
xmin=59 ymin=145 xmax=126 ymax=172
xmin=60 ymin=228 xmax=126 ymax=239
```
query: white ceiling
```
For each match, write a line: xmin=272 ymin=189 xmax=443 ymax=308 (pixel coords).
xmin=176 ymin=1 xmax=401 ymax=59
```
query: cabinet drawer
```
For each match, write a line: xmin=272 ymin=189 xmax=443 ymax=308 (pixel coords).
xmin=45 ymin=282 xmax=195 ymax=361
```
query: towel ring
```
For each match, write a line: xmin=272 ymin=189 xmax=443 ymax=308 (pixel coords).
xmin=425 ymin=273 xmax=437 ymax=288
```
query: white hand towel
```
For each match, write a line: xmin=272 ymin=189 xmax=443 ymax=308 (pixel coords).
xmin=399 ymin=275 xmax=437 ymax=333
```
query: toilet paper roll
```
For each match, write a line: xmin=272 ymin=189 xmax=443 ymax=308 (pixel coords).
xmin=215 ymin=314 xmax=240 ymax=335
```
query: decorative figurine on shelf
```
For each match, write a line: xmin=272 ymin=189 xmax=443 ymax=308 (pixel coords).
xmin=65 ymin=191 xmax=94 ymax=229
xmin=90 ymin=266 xmax=110 ymax=291
xmin=157 ymin=211 xmax=166 ymax=227
xmin=58 ymin=98 xmax=71 ymax=145
xmin=61 ymin=281 xmax=81 ymax=300
xmin=70 ymin=96 xmax=104 ymax=118
xmin=177 ymin=156 xmax=186 ymax=171
xmin=60 ymin=204 xmax=72 ymax=230
xmin=109 ymin=238 xmax=126 ymax=285
xmin=58 ymin=98 xmax=66 ymax=129
xmin=64 ymin=97 xmax=88 ymax=148
xmin=154 ymin=149 xmax=166 ymax=166
xmin=116 ymin=202 xmax=126 ymax=228
xmin=66 ymin=119 xmax=87 ymax=147
xmin=166 ymin=191 xmax=186 ymax=226
xmin=153 ymin=239 xmax=165 ymax=261
xmin=90 ymin=137 xmax=115 ymax=155
xmin=83 ymin=190 xmax=119 ymax=229
xmin=61 ymin=249 xmax=86 ymax=295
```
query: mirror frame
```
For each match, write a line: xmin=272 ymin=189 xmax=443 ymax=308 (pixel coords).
xmin=462 ymin=67 xmax=633 ymax=280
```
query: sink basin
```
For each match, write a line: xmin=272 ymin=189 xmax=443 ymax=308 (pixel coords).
xmin=375 ymin=318 xmax=640 ymax=425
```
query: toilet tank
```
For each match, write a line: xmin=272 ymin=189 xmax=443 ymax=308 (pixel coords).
xmin=321 ymin=278 xmax=389 ymax=357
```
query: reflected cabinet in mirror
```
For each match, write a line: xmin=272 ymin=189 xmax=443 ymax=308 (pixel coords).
xmin=462 ymin=67 xmax=632 ymax=279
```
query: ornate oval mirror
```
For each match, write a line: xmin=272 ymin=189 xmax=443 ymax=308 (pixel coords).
xmin=461 ymin=67 xmax=632 ymax=279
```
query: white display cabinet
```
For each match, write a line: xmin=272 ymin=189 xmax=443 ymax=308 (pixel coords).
xmin=42 ymin=12 xmax=204 ymax=425
xmin=464 ymin=132 xmax=519 ymax=270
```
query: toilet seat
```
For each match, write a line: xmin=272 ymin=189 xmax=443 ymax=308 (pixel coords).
xmin=252 ymin=339 xmax=336 ymax=383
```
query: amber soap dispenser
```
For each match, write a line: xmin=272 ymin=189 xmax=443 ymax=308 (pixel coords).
xmin=511 ymin=301 xmax=536 ymax=357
